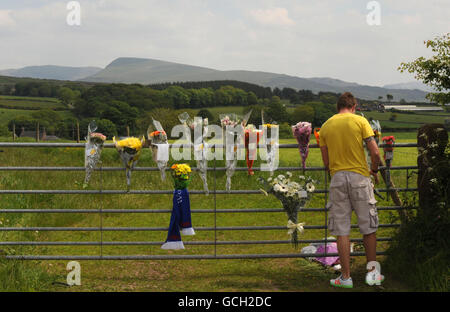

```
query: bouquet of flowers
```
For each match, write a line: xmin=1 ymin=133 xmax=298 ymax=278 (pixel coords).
xmin=83 ymin=121 xmax=106 ymax=188
xmin=261 ymin=110 xmax=279 ymax=176
xmin=259 ymin=172 xmax=316 ymax=248
xmin=148 ymin=119 xmax=169 ymax=181
xmin=313 ymin=128 xmax=321 ymax=146
xmin=244 ymin=124 xmax=263 ymax=175
xmin=196 ymin=118 xmax=210 ymax=194
xmin=113 ymin=136 xmax=144 ymax=189
xmin=220 ymin=110 xmax=252 ymax=191
xmin=179 ymin=112 xmax=210 ymax=194
xmin=161 ymin=164 xmax=196 ymax=250
xmin=292 ymin=122 xmax=313 ymax=172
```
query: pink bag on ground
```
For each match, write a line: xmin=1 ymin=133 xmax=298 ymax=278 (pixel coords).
xmin=314 ymin=243 xmax=339 ymax=266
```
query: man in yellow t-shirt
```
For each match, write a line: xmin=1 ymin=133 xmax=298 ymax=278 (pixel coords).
xmin=319 ymin=92 xmax=383 ymax=288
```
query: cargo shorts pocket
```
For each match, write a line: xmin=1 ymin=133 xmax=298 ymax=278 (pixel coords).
xmin=351 ymin=181 xmax=371 ymax=201
xmin=368 ymin=199 xmax=379 ymax=229
xmin=329 ymin=182 xmax=346 ymax=202
xmin=328 ymin=217 xmax=334 ymax=231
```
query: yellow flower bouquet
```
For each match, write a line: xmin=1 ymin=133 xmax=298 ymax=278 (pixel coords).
xmin=171 ymin=163 xmax=192 ymax=190
xmin=113 ymin=136 xmax=144 ymax=188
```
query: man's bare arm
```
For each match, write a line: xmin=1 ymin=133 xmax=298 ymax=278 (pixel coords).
xmin=320 ymin=146 xmax=329 ymax=172
xmin=365 ymin=137 xmax=381 ymax=183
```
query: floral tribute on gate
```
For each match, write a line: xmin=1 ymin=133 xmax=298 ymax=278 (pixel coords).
xmin=220 ymin=110 xmax=252 ymax=192
xmin=161 ymin=164 xmax=195 ymax=250
xmin=292 ymin=122 xmax=313 ymax=172
xmin=261 ymin=110 xmax=279 ymax=176
xmin=113 ymin=136 xmax=144 ymax=189
xmin=259 ymin=172 xmax=316 ymax=248
xmin=178 ymin=112 xmax=210 ymax=194
xmin=244 ymin=124 xmax=263 ymax=175
xmin=148 ymin=119 xmax=169 ymax=181
xmin=83 ymin=121 xmax=106 ymax=188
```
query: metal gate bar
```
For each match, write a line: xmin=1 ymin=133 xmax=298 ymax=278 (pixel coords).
xmin=0 ymin=141 xmax=418 ymax=260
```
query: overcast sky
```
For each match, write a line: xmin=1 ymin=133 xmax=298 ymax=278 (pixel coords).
xmin=0 ymin=0 xmax=448 ymax=86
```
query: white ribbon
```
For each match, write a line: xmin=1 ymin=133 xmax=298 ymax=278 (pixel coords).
xmin=287 ymin=220 xmax=305 ymax=236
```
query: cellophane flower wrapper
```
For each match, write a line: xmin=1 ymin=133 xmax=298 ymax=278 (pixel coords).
xmin=259 ymin=173 xmax=316 ymax=248
xmin=84 ymin=131 xmax=106 ymax=188
xmin=161 ymin=164 xmax=195 ymax=250
xmin=262 ymin=124 xmax=279 ymax=176
xmin=148 ymin=119 xmax=169 ymax=181
xmin=220 ymin=111 xmax=252 ymax=192
xmin=194 ymin=118 xmax=209 ymax=194
xmin=292 ymin=122 xmax=312 ymax=171
xmin=113 ymin=137 xmax=143 ymax=189
xmin=244 ymin=124 xmax=262 ymax=175
xmin=179 ymin=112 xmax=210 ymax=194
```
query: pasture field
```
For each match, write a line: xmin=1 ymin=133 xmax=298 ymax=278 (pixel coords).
xmin=193 ymin=105 xmax=448 ymax=130
xmin=0 ymin=95 xmax=66 ymax=110
xmin=0 ymin=133 xmax=420 ymax=291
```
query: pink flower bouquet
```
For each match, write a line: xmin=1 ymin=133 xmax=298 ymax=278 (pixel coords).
xmin=292 ymin=122 xmax=312 ymax=171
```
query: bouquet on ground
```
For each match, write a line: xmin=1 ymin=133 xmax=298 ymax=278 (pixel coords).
xmin=83 ymin=121 xmax=106 ymax=188
xmin=259 ymin=172 xmax=316 ymax=248
xmin=292 ymin=122 xmax=313 ymax=172
xmin=179 ymin=112 xmax=210 ymax=194
xmin=161 ymin=164 xmax=196 ymax=250
xmin=113 ymin=136 xmax=144 ymax=189
xmin=261 ymin=110 xmax=279 ymax=176
xmin=220 ymin=110 xmax=252 ymax=191
xmin=244 ymin=124 xmax=263 ymax=175
xmin=148 ymin=119 xmax=169 ymax=181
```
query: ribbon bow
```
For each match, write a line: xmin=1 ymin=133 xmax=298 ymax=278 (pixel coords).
xmin=287 ymin=220 xmax=305 ymax=236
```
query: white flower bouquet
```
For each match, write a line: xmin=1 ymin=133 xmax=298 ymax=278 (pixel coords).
xmin=259 ymin=172 xmax=316 ymax=247
xmin=148 ymin=119 xmax=169 ymax=181
xmin=220 ymin=110 xmax=252 ymax=192
xmin=178 ymin=112 xmax=210 ymax=194
xmin=83 ymin=121 xmax=106 ymax=188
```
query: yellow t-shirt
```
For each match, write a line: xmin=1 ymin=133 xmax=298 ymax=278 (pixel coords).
xmin=319 ymin=113 xmax=374 ymax=177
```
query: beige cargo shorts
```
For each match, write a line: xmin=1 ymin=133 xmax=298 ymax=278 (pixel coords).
xmin=327 ymin=171 xmax=379 ymax=236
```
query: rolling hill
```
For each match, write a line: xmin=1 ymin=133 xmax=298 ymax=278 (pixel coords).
xmin=0 ymin=65 xmax=102 ymax=81
xmin=81 ymin=57 xmax=429 ymax=102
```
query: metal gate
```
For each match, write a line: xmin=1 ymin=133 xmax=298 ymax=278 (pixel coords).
xmin=0 ymin=142 xmax=418 ymax=260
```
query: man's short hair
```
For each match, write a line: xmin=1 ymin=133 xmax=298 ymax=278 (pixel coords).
xmin=337 ymin=92 xmax=358 ymax=112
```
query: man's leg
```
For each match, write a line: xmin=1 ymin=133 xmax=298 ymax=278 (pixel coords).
xmin=363 ymin=232 xmax=377 ymax=265
xmin=337 ymin=235 xmax=351 ymax=279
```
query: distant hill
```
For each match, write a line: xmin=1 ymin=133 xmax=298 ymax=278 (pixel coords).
xmin=82 ymin=57 xmax=428 ymax=102
xmin=383 ymin=81 xmax=435 ymax=93
xmin=0 ymin=65 xmax=102 ymax=81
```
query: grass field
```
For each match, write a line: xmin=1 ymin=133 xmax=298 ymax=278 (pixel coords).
xmin=0 ymin=132 xmax=421 ymax=291
xmin=193 ymin=105 xmax=449 ymax=130
xmin=0 ymin=95 xmax=66 ymax=110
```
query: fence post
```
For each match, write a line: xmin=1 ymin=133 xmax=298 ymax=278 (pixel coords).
xmin=76 ymin=121 xmax=80 ymax=143
xmin=12 ymin=123 xmax=15 ymax=142
xmin=36 ymin=122 xmax=39 ymax=142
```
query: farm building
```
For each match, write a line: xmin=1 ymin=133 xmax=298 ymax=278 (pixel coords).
xmin=384 ymin=105 xmax=444 ymax=112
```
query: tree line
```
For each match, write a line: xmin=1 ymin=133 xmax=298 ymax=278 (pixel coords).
xmin=4 ymin=80 xmax=343 ymax=140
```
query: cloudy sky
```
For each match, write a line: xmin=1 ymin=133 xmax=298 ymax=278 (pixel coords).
xmin=0 ymin=0 xmax=448 ymax=86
